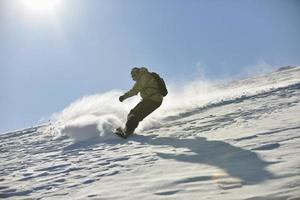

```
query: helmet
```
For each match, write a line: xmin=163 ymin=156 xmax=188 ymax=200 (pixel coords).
xmin=131 ymin=67 xmax=140 ymax=80
xmin=131 ymin=67 xmax=140 ymax=76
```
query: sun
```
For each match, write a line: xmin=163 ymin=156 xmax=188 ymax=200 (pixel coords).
xmin=19 ymin=0 xmax=63 ymax=16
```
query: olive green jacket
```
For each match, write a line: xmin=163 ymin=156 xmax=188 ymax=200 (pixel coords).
xmin=123 ymin=68 xmax=163 ymax=102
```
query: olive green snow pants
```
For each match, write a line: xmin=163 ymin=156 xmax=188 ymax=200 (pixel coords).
xmin=125 ymin=99 xmax=162 ymax=135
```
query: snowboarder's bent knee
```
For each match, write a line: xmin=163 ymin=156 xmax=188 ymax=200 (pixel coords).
xmin=118 ymin=67 xmax=168 ymax=137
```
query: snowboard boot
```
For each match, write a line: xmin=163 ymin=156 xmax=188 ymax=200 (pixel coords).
xmin=115 ymin=127 xmax=133 ymax=139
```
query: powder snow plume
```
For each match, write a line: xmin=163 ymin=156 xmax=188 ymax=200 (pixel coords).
xmin=50 ymin=66 xmax=300 ymax=142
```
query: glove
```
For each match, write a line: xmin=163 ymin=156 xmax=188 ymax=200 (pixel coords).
xmin=119 ymin=95 xmax=126 ymax=102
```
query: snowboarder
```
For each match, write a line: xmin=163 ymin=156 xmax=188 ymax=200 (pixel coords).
xmin=117 ymin=67 xmax=168 ymax=138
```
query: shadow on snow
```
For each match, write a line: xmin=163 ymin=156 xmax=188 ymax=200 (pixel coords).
xmin=132 ymin=134 xmax=275 ymax=185
xmin=61 ymin=131 xmax=276 ymax=185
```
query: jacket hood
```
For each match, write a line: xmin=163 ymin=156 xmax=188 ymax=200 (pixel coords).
xmin=139 ymin=67 xmax=149 ymax=76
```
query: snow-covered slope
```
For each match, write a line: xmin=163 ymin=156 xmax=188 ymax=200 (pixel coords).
xmin=1 ymin=66 xmax=300 ymax=200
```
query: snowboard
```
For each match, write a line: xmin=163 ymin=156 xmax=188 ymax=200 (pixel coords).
xmin=114 ymin=127 xmax=127 ymax=139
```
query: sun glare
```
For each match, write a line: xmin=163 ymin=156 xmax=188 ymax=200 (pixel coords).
xmin=19 ymin=0 xmax=63 ymax=16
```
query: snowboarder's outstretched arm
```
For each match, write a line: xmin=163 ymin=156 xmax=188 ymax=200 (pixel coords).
xmin=119 ymin=83 xmax=139 ymax=102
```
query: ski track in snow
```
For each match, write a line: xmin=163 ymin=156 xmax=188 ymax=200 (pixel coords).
xmin=1 ymin=67 xmax=300 ymax=200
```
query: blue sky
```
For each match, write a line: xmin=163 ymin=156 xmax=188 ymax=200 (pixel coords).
xmin=1 ymin=0 xmax=300 ymax=133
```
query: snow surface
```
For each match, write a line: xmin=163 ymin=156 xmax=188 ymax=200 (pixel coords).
xmin=1 ymin=66 xmax=300 ymax=200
